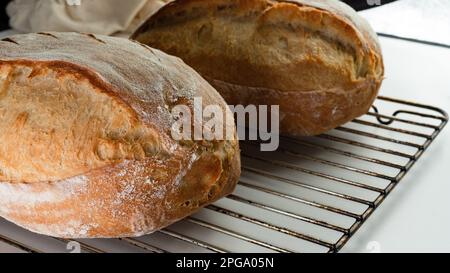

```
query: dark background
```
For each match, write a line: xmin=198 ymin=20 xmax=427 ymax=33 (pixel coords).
xmin=0 ymin=0 xmax=397 ymax=31
xmin=342 ymin=0 xmax=398 ymax=11
xmin=0 ymin=0 xmax=10 ymax=31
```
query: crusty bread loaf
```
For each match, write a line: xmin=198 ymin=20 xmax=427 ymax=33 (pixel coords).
xmin=0 ymin=32 xmax=240 ymax=238
xmin=132 ymin=0 xmax=384 ymax=136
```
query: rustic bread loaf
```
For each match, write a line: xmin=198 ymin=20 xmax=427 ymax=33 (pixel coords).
xmin=132 ymin=0 xmax=384 ymax=136
xmin=0 ymin=32 xmax=240 ymax=238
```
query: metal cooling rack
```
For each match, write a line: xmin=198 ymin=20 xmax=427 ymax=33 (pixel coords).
xmin=0 ymin=96 xmax=447 ymax=253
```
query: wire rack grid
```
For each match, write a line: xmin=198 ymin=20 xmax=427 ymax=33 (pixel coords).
xmin=0 ymin=96 xmax=447 ymax=253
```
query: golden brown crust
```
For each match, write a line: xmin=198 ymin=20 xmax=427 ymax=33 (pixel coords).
xmin=0 ymin=32 xmax=240 ymax=238
xmin=210 ymin=77 xmax=380 ymax=135
xmin=132 ymin=0 xmax=384 ymax=136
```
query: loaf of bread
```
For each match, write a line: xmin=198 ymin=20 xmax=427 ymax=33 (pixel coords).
xmin=0 ymin=32 xmax=240 ymax=238
xmin=132 ymin=0 xmax=384 ymax=136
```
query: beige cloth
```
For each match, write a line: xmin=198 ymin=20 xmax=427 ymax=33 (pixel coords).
xmin=7 ymin=0 xmax=170 ymax=36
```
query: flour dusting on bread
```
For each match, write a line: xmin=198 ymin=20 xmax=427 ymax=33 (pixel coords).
xmin=0 ymin=32 xmax=240 ymax=238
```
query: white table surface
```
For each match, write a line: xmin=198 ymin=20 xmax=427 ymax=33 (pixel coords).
xmin=360 ymin=0 xmax=450 ymax=46
xmin=1 ymin=13 xmax=450 ymax=253
xmin=342 ymin=1 xmax=450 ymax=252
xmin=341 ymin=36 xmax=450 ymax=253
